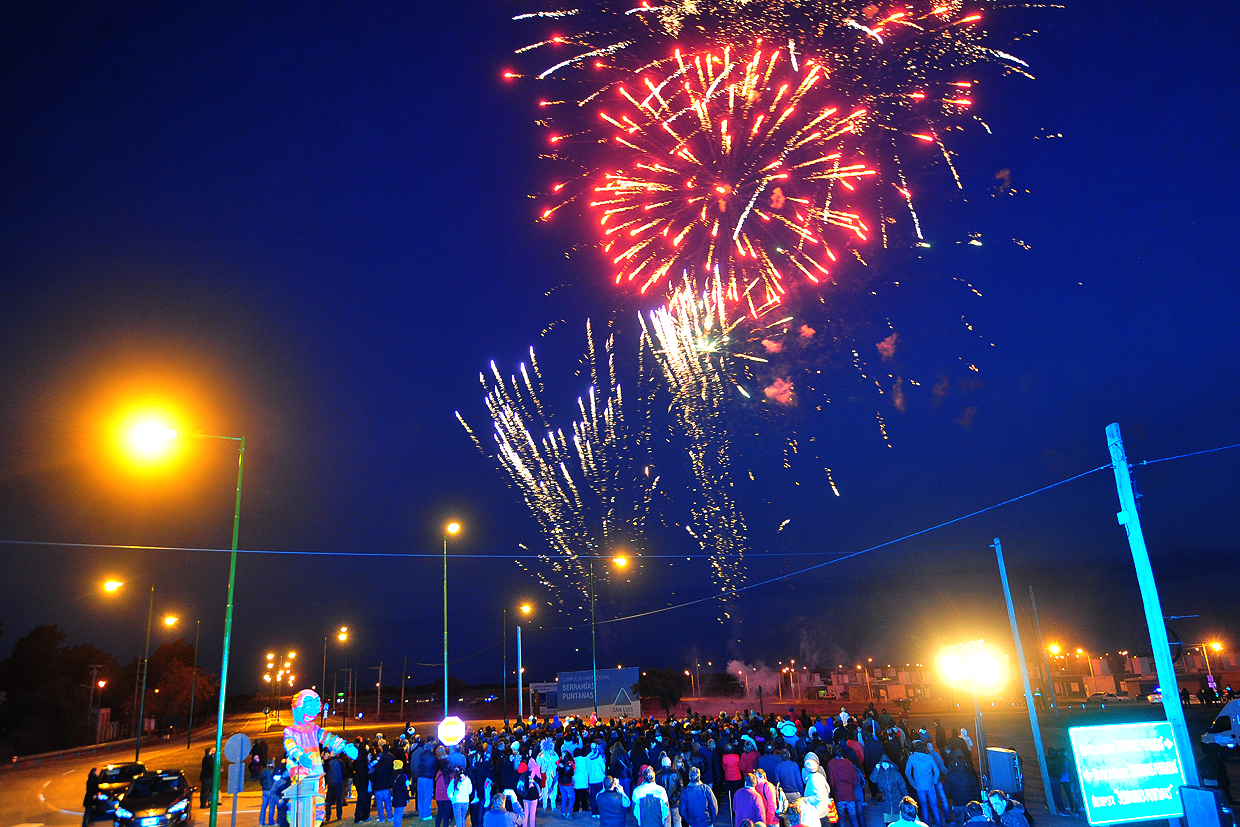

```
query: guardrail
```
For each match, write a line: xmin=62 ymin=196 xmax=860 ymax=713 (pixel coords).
xmin=4 ymin=737 xmax=140 ymax=769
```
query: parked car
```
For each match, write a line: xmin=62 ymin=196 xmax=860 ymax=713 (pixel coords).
xmin=113 ymin=770 xmax=194 ymax=827
xmin=1085 ymin=692 xmax=1128 ymax=706
xmin=87 ymin=763 xmax=147 ymax=822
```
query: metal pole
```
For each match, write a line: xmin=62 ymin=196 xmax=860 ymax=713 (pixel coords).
xmin=321 ymin=636 xmax=328 ymax=727
xmin=1202 ymin=647 xmax=1215 ymax=689
xmin=400 ymin=657 xmax=407 ymax=719
xmin=136 ymin=585 xmax=154 ymax=761
xmin=209 ymin=435 xmax=245 ymax=827
xmin=971 ymin=680 xmax=988 ymax=784
xmin=992 ymin=539 xmax=1056 ymax=814
xmin=188 ymin=620 xmax=200 ymax=749
xmin=1105 ymin=423 xmax=1200 ymax=787
xmin=589 ymin=560 xmax=598 ymax=715
xmin=517 ymin=624 xmax=524 ymax=721
xmin=376 ymin=662 xmax=383 ymax=719
xmin=696 ymin=663 xmax=701 ymax=701
xmin=443 ymin=534 xmax=449 ymax=719
xmin=503 ymin=608 xmax=508 ymax=724
xmin=1028 ymin=587 xmax=1058 ymax=717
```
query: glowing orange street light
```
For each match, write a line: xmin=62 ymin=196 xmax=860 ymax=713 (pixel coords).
xmin=164 ymin=616 xmax=179 ymax=626
xmin=121 ymin=415 xmax=179 ymax=462
xmin=104 ymin=580 xmax=124 ymax=592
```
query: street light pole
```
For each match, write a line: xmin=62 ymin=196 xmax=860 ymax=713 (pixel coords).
xmin=992 ymin=538 xmax=1056 ymax=814
xmin=517 ymin=624 xmax=524 ymax=721
xmin=443 ymin=522 xmax=459 ymax=719
xmin=135 ymin=585 xmax=155 ymax=761
xmin=444 ymin=532 xmax=449 ymax=718
xmin=589 ymin=560 xmax=598 ymax=715
xmin=187 ymin=620 xmax=200 ymax=749
xmin=208 ymin=433 xmax=246 ymax=827
xmin=503 ymin=608 xmax=509 ymax=724
xmin=1028 ymin=587 xmax=1059 ymax=717
xmin=1106 ymin=422 xmax=1199 ymax=793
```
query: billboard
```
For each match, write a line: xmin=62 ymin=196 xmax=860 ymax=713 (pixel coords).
xmin=555 ymin=668 xmax=641 ymax=719
xmin=1069 ymin=721 xmax=1186 ymax=825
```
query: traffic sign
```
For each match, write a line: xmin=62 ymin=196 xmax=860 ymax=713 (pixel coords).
xmin=1069 ymin=721 xmax=1186 ymax=825
xmin=223 ymin=732 xmax=252 ymax=764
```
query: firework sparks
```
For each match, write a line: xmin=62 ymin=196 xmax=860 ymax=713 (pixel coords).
xmin=515 ymin=0 xmax=1036 ymax=291
xmin=639 ymin=273 xmax=750 ymax=599
xmin=584 ymin=46 xmax=875 ymax=312
xmin=458 ymin=322 xmax=654 ymax=614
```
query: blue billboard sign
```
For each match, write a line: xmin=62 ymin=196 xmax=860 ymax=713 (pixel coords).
xmin=556 ymin=667 xmax=641 ymax=719
xmin=1068 ymin=721 xmax=1186 ymax=825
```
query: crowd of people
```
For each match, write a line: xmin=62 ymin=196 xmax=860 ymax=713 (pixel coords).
xmin=291 ymin=706 xmax=1036 ymax=827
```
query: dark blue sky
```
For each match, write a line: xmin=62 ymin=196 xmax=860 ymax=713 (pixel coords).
xmin=0 ymin=0 xmax=1237 ymax=692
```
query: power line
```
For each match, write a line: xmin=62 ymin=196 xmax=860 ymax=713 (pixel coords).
xmin=0 ymin=538 xmax=982 ymax=559
xmin=1137 ymin=441 xmax=1240 ymax=467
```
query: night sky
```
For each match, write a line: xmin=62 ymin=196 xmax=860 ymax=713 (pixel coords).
xmin=1 ymin=0 xmax=1237 ymax=693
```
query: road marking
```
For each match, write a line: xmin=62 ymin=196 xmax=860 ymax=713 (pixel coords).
xmin=12 ymin=823 xmax=46 ymax=827
xmin=60 ymin=811 xmax=85 ymax=816
xmin=62 ymin=769 xmax=76 ymax=775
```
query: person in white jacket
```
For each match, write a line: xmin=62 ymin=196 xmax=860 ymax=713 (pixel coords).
xmin=447 ymin=768 xmax=474 ymax=827
xmin=632 ymin=767 xmax=670 ymax=827
xmin=800 ymin=753 xmax=832 ymax=827
xmin=536 ymin=742 xmax=559 ymax=812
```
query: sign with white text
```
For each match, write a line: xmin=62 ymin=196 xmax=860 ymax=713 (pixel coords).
xmin=1069 ymin=721 xmax=1186 ymax=824
xmin=556 ymin=668 xmax=641 ymax=719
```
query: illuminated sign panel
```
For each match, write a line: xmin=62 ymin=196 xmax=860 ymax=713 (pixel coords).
xmin=1068 ymin=721 xmax=1186 ymax=825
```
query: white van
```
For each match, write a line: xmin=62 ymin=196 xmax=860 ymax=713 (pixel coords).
xmin=1201 ymin=699 xmax=1240 ymax=751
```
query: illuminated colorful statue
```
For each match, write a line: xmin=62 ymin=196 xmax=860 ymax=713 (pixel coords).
xmin=282 ymin=689 xmax=358 ymax=827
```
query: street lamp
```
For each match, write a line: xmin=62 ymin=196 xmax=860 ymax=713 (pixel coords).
xmin=103 ymin=582 xmax=181 ymax=762
xmin=161 ymin=616 xmax=202 ymax=749
xmin=118 ymin=413 xmax=245 ymax=827
xmin=322 ymin=627 xmax=348 ymax=726
xmin=503 ymin=604 xmax=533 ymax=724
xmin=444 ymin=521 xmax=460 ymax=718
xmin=588 ymin=555 xmax=627 ymax=714
xmin=939 ymin=641 xmax=1005 ymax=782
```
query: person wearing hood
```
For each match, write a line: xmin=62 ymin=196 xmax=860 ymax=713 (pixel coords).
xmin=944 ymin=756 xmax=980 ymax=824
xmin=586 ymin=742 xmax=608 ymax=816
xmin=801 ymin=753 xmax=832 ymax=827
xmin=870 ymin=753 xmax=909 ymax=824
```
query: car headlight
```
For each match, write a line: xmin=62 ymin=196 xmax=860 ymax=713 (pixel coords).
xmin=168 ymin=800 xmax=188 ymax=814
xmin=115 ymin=807 xmax=134 ymax=819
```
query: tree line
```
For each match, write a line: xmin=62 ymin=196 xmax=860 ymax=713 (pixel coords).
xmin=0 ymin=623 xmax=217 ymax=758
